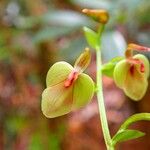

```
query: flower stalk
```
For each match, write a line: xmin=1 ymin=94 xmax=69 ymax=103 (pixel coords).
xmin=96 ymin=25 xmax=113 ymax=150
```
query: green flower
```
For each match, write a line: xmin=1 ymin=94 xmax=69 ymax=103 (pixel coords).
xmin=41 ymin=48 xmax=94 ymax=118
xmin=114 ymin=54 xmax=150 ymax=101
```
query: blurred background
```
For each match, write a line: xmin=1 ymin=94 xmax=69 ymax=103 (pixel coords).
xmin=0 ymin=0 xmax=150 ymax=150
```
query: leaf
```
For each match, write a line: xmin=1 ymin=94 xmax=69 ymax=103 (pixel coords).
xmin=112 ymin=129 xmax=145 ymax=146
xmin=101 ymin=63 xmax=115 ymax=77
xmin=101 ymin=56 xmax=124 ymax=77
xmin=83 ymin=26 xmax=98 ymax=49
xmin=119 ymin=113 xmax=150 ymax=131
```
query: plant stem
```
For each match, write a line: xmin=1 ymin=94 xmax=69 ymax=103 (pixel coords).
xmin=96 ymin=25 xmax=113 ymax=150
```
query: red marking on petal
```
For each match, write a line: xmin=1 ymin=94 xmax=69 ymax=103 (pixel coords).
xmin=130 ymin=65 xmax=135 ymax=76
xmin=140 ymin=63 xmax=145 ymax=73
xmin=64 ymin=70 xmax=79 ymax=88
xmin=127 ymin=58 xmax=145 ymax=74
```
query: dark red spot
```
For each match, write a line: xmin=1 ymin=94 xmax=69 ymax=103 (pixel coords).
xmin=130 ymin=65 xmax=135 ymax=75
xmin=127 ymin=58 xmax=145 ymax=74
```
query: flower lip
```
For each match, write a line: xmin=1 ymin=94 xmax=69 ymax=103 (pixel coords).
xmin=127 ymin=58 xmax=145 ymax=73
xmin=64 ymin=70 xmax=79 ymax=88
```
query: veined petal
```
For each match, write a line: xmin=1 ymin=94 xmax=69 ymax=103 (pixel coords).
xmin=41 ymin=82 xmax=73 ymax=118
xmin=72 ymin=73 xmax=94 ymax=109
xmin=124 ymin=66 xmax=148 ymax=101
xmin=46 ymin=61 xmax=73 ymax=87
xmin=74 ymin=48 xmax=91 ymax=73
xmin=113 ymin=59 xmax=130 ymax=88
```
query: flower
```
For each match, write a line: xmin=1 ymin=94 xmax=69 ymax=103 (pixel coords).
xmin=41 ymin=48 xmax=94 ymax=118
xmin=82 ymin=9 xmax=109 ymax=24
xmin=113 ymin=54 xmax=149 ymax=101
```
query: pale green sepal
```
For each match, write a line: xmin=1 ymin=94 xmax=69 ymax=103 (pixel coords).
xmin=123 ymin=69 xmax=148 ymax=101
xmin=46 ymin=61 xmax=73 ymax=87
xmin=72 ymin=73 xmax=94 ymax=109
xmin=41 ymin=82 xmax=73 ymax=118
xmin=113 ymin=59 xmax=129 ymax=88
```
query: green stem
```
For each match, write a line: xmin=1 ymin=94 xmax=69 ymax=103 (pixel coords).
xmin=96 ymin=25 xmax=113 ymax=150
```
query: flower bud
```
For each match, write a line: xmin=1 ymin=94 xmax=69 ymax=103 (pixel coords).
xmin=82 ymin=9 xmax=109 ymax=24
xmin=113 ymin=54 xmax=149 ymax=101
xmin=41 ymin=49 xmax=94 ymax=118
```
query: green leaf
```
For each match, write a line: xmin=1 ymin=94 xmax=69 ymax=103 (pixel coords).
xmin=112 ymin=129 xmax=145 ymax=146
xmin=119 ymin=113 xmax=150 ymax=131
xmin=101 ymin=63 xmax=115 ymax=77
xmin=83 ymin=26 xmax=98 ymax=49
xmin=101 ymin=56 xmax=124 ymax=77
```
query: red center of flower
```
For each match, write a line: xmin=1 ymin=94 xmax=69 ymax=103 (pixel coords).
xmin=64 ymin=70 xmax=79 ymax=88
xmin=128 ymin=58 xmax=145 ymax=75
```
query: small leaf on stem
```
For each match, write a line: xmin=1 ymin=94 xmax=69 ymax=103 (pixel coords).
xmin=83 ymin=26 xmax=99 ymax=49
xmin=101 ymin=56 xmax=124 ymax=77
xmin=112 ymin=129 xmax=145 ymax=146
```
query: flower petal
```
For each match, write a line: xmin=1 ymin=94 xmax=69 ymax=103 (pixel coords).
xmin=46 ymin=61 xmax=73 ymax=87
xmin=124 ymin=66 xmax=148 ymax=101
xmin=41 ymin=82 xmax=73 ymax=118
xmin=74 ymin=48 xmax=91 ymax=73
xmin=113 ymin=59 xmax=130 ymax=88
xmin=72 ymin=73 xmax=94 ymax=109
xmin=113 ymin=56 xmax=149 ymax=101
